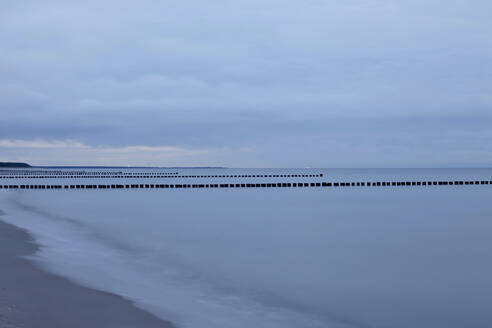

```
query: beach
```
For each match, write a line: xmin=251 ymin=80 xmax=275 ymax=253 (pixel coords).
xmin=0 ymin=219 xmax=174 ymax=328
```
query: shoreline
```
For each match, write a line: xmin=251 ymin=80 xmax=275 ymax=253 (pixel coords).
xmin=0 ymin=219 xmax=175 ymax=328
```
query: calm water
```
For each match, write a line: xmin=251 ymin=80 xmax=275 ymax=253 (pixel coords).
xmin=1 ymin=168 xmax=492 ymax=328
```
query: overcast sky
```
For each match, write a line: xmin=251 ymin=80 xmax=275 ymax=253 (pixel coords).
xmin=1 ymin=0 xmax=491 ymax=167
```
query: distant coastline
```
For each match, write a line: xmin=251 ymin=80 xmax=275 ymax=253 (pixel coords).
xmin=37 ymin=166 xmax=225 ymax=169
xmin=0 ymin=162 xmax=31 ymax=168
xmin=0 ymin=163 xmax=224 ymax=169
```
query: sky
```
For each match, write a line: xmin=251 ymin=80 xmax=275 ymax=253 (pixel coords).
xmin=0 ymin=0 xmax=491 ymax=167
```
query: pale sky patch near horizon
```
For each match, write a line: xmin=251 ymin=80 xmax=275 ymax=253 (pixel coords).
xmin=1 ymin=0 xmax=491 ymax=167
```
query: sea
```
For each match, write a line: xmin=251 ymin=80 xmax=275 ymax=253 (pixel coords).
xmin=1 ymin=168 xmax=492 ymax=328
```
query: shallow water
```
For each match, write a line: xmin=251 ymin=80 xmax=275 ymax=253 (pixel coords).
xmin=1 ymin=168 xmax=492 ymax=327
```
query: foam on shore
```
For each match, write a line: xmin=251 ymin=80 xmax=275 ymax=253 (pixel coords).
xmin=0 ymin=218 xmax=174 ymax=328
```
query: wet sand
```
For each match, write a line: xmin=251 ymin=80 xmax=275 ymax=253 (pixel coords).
xmin=0 ymin=219 xmax=175 ymax=328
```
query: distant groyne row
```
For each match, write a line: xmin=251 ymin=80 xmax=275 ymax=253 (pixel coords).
xmin=1 ymin=179 xmax=491 ymax=190
xmin=0 ymin=170 xmax=179 ymax=177
xmin=0 ymin=173 xmax=324 ymax=179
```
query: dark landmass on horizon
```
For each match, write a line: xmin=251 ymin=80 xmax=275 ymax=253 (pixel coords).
xmin=35 ymin=166 xmax=226 ymax=169
xmin=0 ymin=162 xmax=31 ymax=168
xmin=0 ymin=163 xmax=226 ymax=169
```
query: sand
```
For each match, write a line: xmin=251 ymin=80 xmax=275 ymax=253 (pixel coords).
xmin=0 ymin=219 xmax=175 ymax=328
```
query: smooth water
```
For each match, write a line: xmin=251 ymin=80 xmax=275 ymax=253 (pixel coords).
xmin=1 ymin=168 xmax=492 ymax=327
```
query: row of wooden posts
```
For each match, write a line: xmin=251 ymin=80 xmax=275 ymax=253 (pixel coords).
xmin=1 ymin=179 xmax=491 ymax=190
xmin=0 ymin=174 xmax=323 ymax=179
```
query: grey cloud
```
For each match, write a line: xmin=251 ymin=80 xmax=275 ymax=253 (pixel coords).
xmin=0 ymin=0 xmax=491 ymax=166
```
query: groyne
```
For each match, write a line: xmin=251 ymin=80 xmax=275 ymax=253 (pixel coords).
xmin=0 ymin=173 xmax=323 ymax=179
xmin=1 ymin=179 xmax=490 ymax=190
